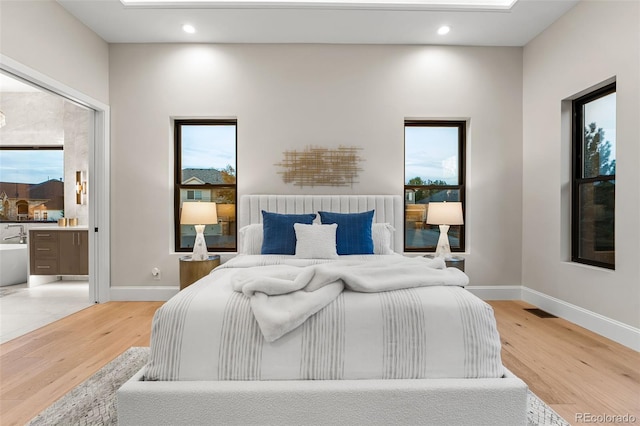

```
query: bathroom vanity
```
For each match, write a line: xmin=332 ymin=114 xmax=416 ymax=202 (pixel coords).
xmin=29 ymin=227 xmax=88 ymax=276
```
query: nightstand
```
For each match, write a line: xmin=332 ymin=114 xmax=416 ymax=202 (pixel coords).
xmin=179 ymin=255 xmax=220 ymax=290
xmin=423 ymin=254 xmax=465 ymax=272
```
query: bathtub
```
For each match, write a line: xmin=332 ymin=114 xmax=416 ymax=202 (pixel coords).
xmin=0 ymin=244 xmax=28 ymax=287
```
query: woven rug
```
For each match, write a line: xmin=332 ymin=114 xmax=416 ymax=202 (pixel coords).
xmin=28 ymin=347 xmax=569 ymax=425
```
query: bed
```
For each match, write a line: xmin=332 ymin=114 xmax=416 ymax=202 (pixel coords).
xmin=118 ymin=194 xmax=528 ymax=425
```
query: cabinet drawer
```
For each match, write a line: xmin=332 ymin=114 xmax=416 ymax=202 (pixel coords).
xmin=32 ymin=241 xmax=58 ymax=259
xmin=31 ymin=231 xmax=59 ymax=242
xmin=32 ymin=259 xmax=58 ymax=275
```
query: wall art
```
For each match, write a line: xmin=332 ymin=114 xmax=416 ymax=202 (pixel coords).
xmin=276 ymin=145 xmax=364 ymax=187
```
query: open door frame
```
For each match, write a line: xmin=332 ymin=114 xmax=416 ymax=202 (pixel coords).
xmin=1 ymin=54 xmax=111 ymax=303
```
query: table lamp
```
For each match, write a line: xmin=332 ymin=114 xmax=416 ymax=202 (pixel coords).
xmin=180 ymin=202 xmax=218 ymax=261
xmin=426 ymin=201 xmax=463 ymax=259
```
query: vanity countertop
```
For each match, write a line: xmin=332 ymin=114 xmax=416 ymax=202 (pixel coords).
xmin=30 ymin=226 xmax=89 ymax=231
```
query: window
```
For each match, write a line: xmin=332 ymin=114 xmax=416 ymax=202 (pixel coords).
xmin=186 ymin=190 xmax=202 ymax=200
xmin=572 ymin=83 xmax=616 ymax=269
xmin=404 ymin=121 xmax=465 ymax=252
xmin=175 ymin=120 xmax=237 ymax=252
xmin=0 ymin=148 xmax=64 ymax=222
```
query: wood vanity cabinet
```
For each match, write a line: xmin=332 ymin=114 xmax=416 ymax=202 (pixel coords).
xmin=30 ymin=229 xmax=89 ymax=276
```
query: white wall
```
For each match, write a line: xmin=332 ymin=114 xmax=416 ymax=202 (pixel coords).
xmin=522 ymin=0 xmax=640 ymax=328
xmin=109 ymin=44 xmax=523 ymax=289
xmin=0 ymin=0 xmax=109 ymax=104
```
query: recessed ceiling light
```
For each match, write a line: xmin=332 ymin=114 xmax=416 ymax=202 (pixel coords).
xmin=182 ymin=24 xmax=196 ymax=34
xmin=437 ymin=25 xmax=451 ymax=35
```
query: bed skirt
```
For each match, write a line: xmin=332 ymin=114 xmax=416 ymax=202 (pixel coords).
xmin=117 ymin=368 xmax=528 ymax=426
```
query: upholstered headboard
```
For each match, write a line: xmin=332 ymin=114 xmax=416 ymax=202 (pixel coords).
xmin=239 ymin=194 xmax=404 ymax=252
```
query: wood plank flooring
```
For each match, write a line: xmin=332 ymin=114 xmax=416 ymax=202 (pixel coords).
xmin=491 ymin=300 xmax=640 ymax=425
xmin=0 ymin=300 xmax=638 ymax=426
xmin=0 ymin=302 xmax=163 ymax=426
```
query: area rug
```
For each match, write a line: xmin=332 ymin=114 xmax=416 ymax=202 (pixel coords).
xmin=28 ymin=347 xmax=569 ymax=425
xmin=27 ymin=347 xmax=148 ymax=426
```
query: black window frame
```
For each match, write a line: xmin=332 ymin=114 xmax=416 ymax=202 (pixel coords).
xmin=403 ymin=120 xmax=466 ymax=253
xmin=174 ymin=119 xmax=238 ymax=253
xmin=571 ymin=82 xmax=616 ymax=269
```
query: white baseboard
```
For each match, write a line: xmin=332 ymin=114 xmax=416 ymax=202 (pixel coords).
xmin=522 ymin=287 xmax=640 ymax=352
xmin=466 ymin=285 xmax=522 ymax=300
xmin=110 ymin=286 xmax=179 ymax=301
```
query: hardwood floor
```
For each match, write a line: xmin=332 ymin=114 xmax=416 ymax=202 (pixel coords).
xmin=491 ymin=300 xmax=640 ymax=425
xmin=0 ymin=300 xmax=638 ymax=426
xmin=0 ymin=302 xmax=163 ymax=426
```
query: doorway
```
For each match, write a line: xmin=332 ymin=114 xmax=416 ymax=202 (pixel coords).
xmin=1 ymin=54 xmax=111 ymax=306
xmin=0 ymin=66 xmax=106 ymax=342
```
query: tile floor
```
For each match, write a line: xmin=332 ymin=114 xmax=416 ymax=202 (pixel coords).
xmin=0 ymin=280 xmax=93 ymax=344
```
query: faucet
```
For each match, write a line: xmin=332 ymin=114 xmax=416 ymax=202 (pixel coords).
xmin=3 ymin=224 xmax=27 ymax=244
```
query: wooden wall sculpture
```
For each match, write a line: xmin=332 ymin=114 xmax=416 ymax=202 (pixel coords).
xmin=276 ymin=145 xmax=364 ymax=187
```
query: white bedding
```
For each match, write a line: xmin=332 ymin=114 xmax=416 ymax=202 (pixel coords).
xmin=232 ymin=255 xmax=468 ymax=342
xmin=144 ymin=254 xmax=504 ymax=382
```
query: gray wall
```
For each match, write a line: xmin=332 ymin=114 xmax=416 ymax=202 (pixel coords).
xmin=109 ymin=43 xmax=523 ymax=288
xmin=522 ymin=0 xmax=640 ymax=328
xmin=0 ymin=0 xmax=109 ymax=105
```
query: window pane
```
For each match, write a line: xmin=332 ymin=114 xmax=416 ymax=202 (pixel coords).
xmin=577 ymin=180 xmax=615 ymax=264
xmin=181 ymin=125 xmax=236 ymax=185
xmin=405 ymin=126 xmax=459 ymax=185
xmin=0 ymin=150 xmax=64 ymax=222
xmin=405 ymin=189 xmax=461 ymax=251
xmin=176 ymin=121 xmax=237 ymax=252
xmin=582 ymin=92 xmax=616 ymax=178
xmin=572 ymin=82 xmax=615 ymax=269
xmin=179 ymin=188 xmax=236 ymax=251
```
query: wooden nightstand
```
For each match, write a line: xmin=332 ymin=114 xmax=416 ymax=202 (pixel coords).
xmin=423 ymin=254 xmax=465 ymax=272
xmin=179 ymin=255 xmax=220 ymax=290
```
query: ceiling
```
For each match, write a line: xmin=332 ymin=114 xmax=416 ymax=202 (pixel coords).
xmin=57 ymin=0 xmax=579 ymax=46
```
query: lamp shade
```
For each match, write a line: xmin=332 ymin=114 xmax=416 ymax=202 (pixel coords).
xmin=426 ymin=202 xmax=463 ymax=225
xmin=180 ymin=202 xmax=218 ymax=225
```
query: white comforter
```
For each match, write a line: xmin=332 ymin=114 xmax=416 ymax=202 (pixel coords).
xmin=232 ymin=256 xmax=468 ymax=342
xmin=144 ymin=255 xmax=503 ymax=382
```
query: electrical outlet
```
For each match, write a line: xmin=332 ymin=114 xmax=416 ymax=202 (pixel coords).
xmin=152 ymin=267 xmax=161 ymax=281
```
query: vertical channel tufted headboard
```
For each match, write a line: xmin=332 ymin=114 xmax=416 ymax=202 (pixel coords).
xmin=239 ymin=194 xmax=404 ymax=253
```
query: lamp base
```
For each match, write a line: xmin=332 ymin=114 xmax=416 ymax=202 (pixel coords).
xmin=434 ymin=224 xmax=453 ymax=259
xmin=191 ymin=224 xmax=209 ymax=261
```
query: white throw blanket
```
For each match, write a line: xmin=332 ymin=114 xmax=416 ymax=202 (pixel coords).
xmin=232 ymin=256 xmax=469 ymax=342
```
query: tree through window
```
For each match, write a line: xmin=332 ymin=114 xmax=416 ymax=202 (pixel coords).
xmin=572 ymin=83 xmax=616 ymax=269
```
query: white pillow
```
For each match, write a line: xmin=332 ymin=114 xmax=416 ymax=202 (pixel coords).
xmin=238 ymin=224 xmax=263 ymax=255
xmin=372 ymin=223 xmax=395 ymax=254
xmin=294 ymin=223 xmax=338 ymax=259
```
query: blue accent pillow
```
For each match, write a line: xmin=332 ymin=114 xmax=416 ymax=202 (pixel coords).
xmin=261 ymin=210 xmax=317 ymax=255
xmin=318 ymin=210 xmax=375 ymax=255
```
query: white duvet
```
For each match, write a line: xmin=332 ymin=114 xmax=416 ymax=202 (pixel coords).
xmin=232 ymin=255 xmax=468 ymax=342
xmin=144 ymin=255 xmax=504 ymax=382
